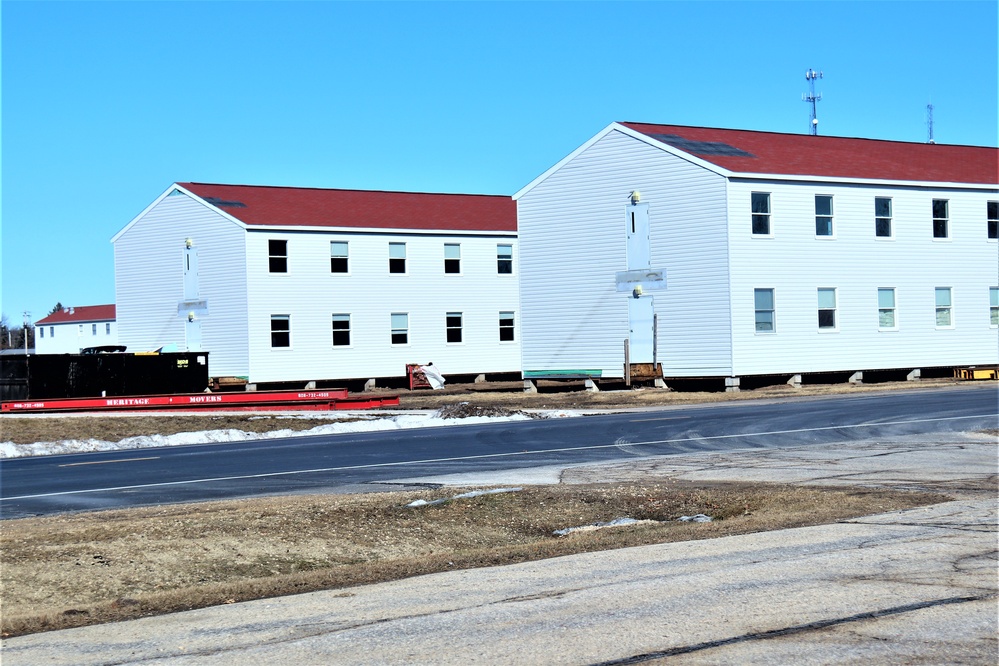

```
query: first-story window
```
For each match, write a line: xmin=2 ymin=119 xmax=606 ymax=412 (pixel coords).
xmin=878 ymin=288 xmax=896 ymax=329
xmin=875 ymin=197 xmax=892 ymax=238
xmin=332 ymin=314 xmax=351 ymax=346
xmin=50 ymin=326 xmax=55 ymax=338
xmin=991 ymin=287 xmax=999 ymax=326
xmin=815 ymin=195 xmax=833 ymax=236
xmin=389 ymin=243 xmax=407 ymax=274
xmin=444 ymin=244 xmax=461 ymax=274
xmin=79 ymin=324 xmax=84 ymax=334
xmin=270 ymin=315 xmax=291 ymax=348
xmin=754 ymin=289 xmax=775 ymax=332
xmin=268 ymin=239 xmax=288 ymax=273
xmin=497 ymin=244 xmax=513 ymax=274
xmin=499 ymin=311 xmax=515 ymax=341
xmin=391 ymin=313 xmax=409 ymax=344
xmin=446 ymin=312 xmax=463 ymax=343
xmin=818 ymin=288 xmax=837 ymax=330
xmin=106 ymin=323 xmax=111 ymax=335
xmin=92 ymin=324 xmax=97 ymax=335
xmin=330 ymin=241 xmax=349 ymax=273
xmin=751 ymin=192 xmax=771 ymax=235
xmin=988 ymin=201 xmax=998 ymax=239
xmin=935 ymin=288 xmax=953 ymax=327
xmin=39 ymin=327 xmax=44 ymax=338
xmin=932 ymin=199 xmax=949 ymax=239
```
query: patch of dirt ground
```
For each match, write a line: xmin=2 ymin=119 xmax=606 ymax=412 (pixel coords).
xmin=0 ymin=481 xmax=946 ymax=638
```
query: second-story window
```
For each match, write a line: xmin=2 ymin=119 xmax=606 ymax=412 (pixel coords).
xmin=389 ymin=243 xmax=406 ymax=274
xmin=988 ymin=201 xmax=998 ymax=239
xmin=268 ymin=239 xmax=288 ymax=273
xmin=815 ymin=195 xmax=833 ymax=236
xmin=330 ymin=242 xmax=349 ymax=273
xmin=444 ymin=244 xmax=461 ymax=274
xmin=875 ymin=197 xmax=892 ymax=238
xmin=752 ymin=192 xmax=771 ymax=235
xmin=932 ymin=199 xmax=948 ymax=239
xmin=497 ymin=244 xmax=513 ymax=274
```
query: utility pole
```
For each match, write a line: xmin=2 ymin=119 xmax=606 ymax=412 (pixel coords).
xmin=803 ymin=69 xmax=823 ymax=135
xmin=22 ymin=311 xmax=30 ymax=354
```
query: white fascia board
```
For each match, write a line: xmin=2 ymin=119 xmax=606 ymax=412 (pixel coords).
xmin=243 ymin=225 xmax=517 ymax=237
xmin=110 ymin=183 xmax=249 ymax=244
xmin=728 ymin=174 xmax=999 ymax=191
xmin=513 ymin=123 xmax=732 ymax=200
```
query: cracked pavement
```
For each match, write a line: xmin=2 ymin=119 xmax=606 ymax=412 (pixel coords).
xmin=3 ymin=432 xmax=996 ymax=665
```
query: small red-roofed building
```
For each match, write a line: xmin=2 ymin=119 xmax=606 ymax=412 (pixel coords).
xmin=514 ymin=122 xmax=999 ymax=386
xmin=112 ymin=184 xmax=519 ymax=386
xmin=34 ymin=305 xmax=118 ymax=355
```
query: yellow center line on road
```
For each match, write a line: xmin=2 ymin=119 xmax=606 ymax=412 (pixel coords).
xmin=59 ymin=457 xmax=160 ymax=467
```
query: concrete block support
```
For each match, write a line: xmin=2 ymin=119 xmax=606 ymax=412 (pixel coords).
xmin=725 ymin=377 xmax=741 ymax=392
xmin=523 ymin=380 xmax=538 ymax=393
xmin=849 ymin=372 xmax=864 ymax=385
xmin=364 ymin=379 xmax=377 ymax=392
xmin=907 ymin=369 xmax=922 ymax=382
xmin=474 ymin=374 xmax=486 ymax=384
xmin=787 ymin=374 xmax=802 ymax=388
xmin=654 ymin=377 xmax=668 ymax=389
xmin=305 ymin=381 xmax=316 ymax=390
xmin=584 ymin=378 xmax=600 ymax=393
xmin=246 ymin=384 xmax=257 ymax=392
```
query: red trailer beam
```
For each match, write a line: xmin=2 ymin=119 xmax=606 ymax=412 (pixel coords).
xmin=1 ymin=390 xmax=398 ymax=414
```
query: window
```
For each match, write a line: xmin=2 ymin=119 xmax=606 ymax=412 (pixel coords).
xmin=875 ymin=197 xmax=892 ymax=238
xmin=817 ymin=288 xmax=837 ymax=329
xmin=330 ymin=242 xmax=349 ymax=273
xmin=815 ymin=195 xmax=833 ymax=236
xmin=497 ymin=244 xmax=513 ymax=274
xmin=444 ymin=244 xmax=461 ymax=274
xmin=389 ymin=243 xmax=406 ymax=273
xmin=106 ymin=323 xmax=111 ymax=335
xmin=988 ymin=201 xmax=998 ymax=239
xmin=50 ymin=326 xmax=54 ymax=338
xmin=79 ymin=324 xmax=83 ymax=334
xmin=446 ymin=312 xmax=463 ymax=343
xmin=751 ymin=193 xmax=771 ymax=235
xmin=270 ymin=315 xmax=291 ymax=347
xmin=878 ymin=288 xmax=896 ymax=329
xmin=331 ymin=314 xmax=350 ymax=346
xmin=754 ymin=289 xmax=775 ymax=332
xmin=39 ymin=327 xmax=44 ymax=338
xmin=935 ymin=288 xmax=952 ymax=327
xmin=991 ymin=287 xmax=999 ymax=326
xmin=92 ymin=324 xmax=97 ymax=335
xmin=932 ymin=199 xmax=948 ymax=239
xmin=499 ymin=311 xmax=515 ymax=341
xmin=268 ymin=239 xmax=288 ymax=273
xmin=391 ymin=313 xmax=408 ymax=344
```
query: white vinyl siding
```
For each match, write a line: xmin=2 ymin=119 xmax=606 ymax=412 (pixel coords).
xmin=516 ymin=128 xmax=732 ymax=378
xmin=114 ymin=191 xmax=249 ymax=377
xmin=730 ymin=182 xmax=999 ymax=374
xmin=245 ymin=231 xmax=519 ymax=382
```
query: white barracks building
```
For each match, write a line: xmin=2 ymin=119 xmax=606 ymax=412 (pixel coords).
xmin=113 ymin=183 xmax=519 ymax=385
xmin=514 ymin=123 xmax=999 ymax=386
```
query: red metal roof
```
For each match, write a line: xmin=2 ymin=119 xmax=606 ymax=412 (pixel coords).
xmin=36 ymin=304 xmax=116 ymax=325
xmin=620 ymin=123 xmax=998 ymax=185
xmin=177 ymin=183 xmax=517 ymax=232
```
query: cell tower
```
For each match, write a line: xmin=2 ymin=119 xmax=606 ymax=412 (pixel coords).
xmin=803 ymin=69 xmax=823 ymax=135
xmin=926 ymin=103 xmax=935 ymax=144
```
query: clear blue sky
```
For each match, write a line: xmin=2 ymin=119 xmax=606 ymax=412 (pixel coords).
xmin=3 ymin=1 xmax=997 ymax=327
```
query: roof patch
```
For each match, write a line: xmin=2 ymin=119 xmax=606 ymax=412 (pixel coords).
xmin=203 ymin=196 xmax=247 ymax=208
xmin=649 ymin=134 xmax=756 ymax=158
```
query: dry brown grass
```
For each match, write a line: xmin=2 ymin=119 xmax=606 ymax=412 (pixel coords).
xmin=0 ymin=481 xmax=945 ymax=638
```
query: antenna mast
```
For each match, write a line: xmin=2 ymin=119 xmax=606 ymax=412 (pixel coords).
xmin=803 ymin=69 xmax=823 ymax=135
xmin=926 ymin=103 xmax=935 ymax=144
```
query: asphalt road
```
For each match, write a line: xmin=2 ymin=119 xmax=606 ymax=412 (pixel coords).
xmin=2 ymin=384 xmax=996 ymax=519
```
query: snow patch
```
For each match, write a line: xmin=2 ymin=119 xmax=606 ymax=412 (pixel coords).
xmin=406 ymin=487 xmax=523 ymax=507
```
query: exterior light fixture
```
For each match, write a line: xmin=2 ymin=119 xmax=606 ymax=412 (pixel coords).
xmin=185 ymin=238 xmax=194 ymax=248
xmin=631 ymin=190 xmax=641 ymax=204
